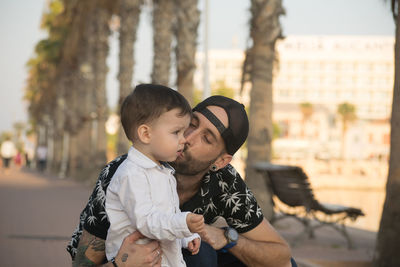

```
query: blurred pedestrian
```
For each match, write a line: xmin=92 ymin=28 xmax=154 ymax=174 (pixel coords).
xmin=36 ymin=145 xmax=47 ymax=172
xmin=14 ymin=150 xmax=22 ymax=170
xmin=24 ymin=139 xmax=35 ymax=168
xmin=1 ymin=137 xmax=16 ymax=173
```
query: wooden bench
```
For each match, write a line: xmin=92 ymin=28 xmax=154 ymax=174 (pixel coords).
xmin=253 ymin=162 xmax=364 ymax=249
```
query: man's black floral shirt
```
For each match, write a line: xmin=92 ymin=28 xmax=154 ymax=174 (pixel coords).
xmin=67 ymin=155 xmax=263 ymax=259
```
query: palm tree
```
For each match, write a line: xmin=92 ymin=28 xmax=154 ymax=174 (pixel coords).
xmin=27 ymin=0 xmax=116 ymax=179
xmin=151 ymin=0 xmax=174 ymax=86
xmin=373 ymin=1 xmax=400 ymax=266
xmin=91 ymin=2 xmax=116 ymax=171
xmin=116 ymin=0 xmax=143 ymax=156
xmin=25 ymin=0 xmax=66 ymax=172
xmin=66 ymin=0 xmax=102 ymax=180
xmin=243 ymin=0 xmax=285 ymax=219
xmin=53 ymin=0 xmax=116 ymax=180
xmin=174 ymin=0 xmax=200 ymax=105
xmin=337 ymin=102 xmax=356 ymax=159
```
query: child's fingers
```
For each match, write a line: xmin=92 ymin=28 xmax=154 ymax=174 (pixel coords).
xmin=187 ymin=241 xmax=194 ymax=251
xmin=193 ymin=238 xmax=200 ymax=248
xmin=191 ymin=245 xmax=200 ymax=255
xmin=190 ymin=238 xmax=201 ymax=255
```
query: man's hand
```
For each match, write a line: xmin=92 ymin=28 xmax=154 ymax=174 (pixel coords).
xmin=114 ymin=231 xmax=162 ymax=267
xmin=202 ymin=224 xmax=226 ymax=250
xmin=73 ymin=230 xmax=162 ymax=267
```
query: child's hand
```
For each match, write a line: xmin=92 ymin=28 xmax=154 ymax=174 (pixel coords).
xmin=186 ymin=237 xmax=201 ymax=255
xmin=186 ymin=213 xmax=205 ymax=233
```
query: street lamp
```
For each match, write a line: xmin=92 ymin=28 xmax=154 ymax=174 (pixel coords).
xmin=202 ymin=0 xmax=210 ymax=100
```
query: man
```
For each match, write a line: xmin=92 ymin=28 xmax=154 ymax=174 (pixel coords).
xmin=68 ymin=95 xmax=293 ymax=267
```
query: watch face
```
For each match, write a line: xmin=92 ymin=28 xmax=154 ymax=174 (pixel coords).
xmin=227 ymin=228 xmax=239 ymax=242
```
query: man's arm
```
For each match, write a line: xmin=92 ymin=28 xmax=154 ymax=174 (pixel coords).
xmin=205 ymin=218 xmax=292 ymax=267
xmin=73 ymin=230 xmax=162 ymax=267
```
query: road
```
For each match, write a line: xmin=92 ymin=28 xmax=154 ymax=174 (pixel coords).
xmin=0 ymin=168 xmax=91 ymax=267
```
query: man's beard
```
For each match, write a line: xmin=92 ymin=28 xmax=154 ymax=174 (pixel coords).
xmin=170 ymin=146 xmax=216 ymax=176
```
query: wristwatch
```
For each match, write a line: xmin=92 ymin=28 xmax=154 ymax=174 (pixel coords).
xmin=220 ymin=227 xmax=239 ymax=253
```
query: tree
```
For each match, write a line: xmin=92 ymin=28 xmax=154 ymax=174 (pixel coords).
xmin=60 ymin=0 xmax=118 ymax=181
xmin=243 ymin=0 xmax=285 ymax=219
xmin=174 ymin=0 xmax=200 ymax=105
xmin=151 ymin=0 xmax=174 ymax=86
xmin=116 ymin=0 xmax=143 ymax=156
xmin=193 ymin=81 xmax=235 ymax=106
xmin=212 ymin=80 xmax=235 ymax=99
xmin=12 ymin=122 xmax=26 ymax=151
xmin=33 ymin=0 xmax=118 ymax=180
xmin=91 ymin=1 xmax=117 ymax=171
xmin=337 ymin=102 xmax=356 ymax=159
xmin=373 ymin=1 xmax=400 ymax=266
xmin=25 ymin=0 xmax=67 ymax=172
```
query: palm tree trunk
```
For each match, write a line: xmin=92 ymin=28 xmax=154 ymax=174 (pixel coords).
xmin=116 ymin=0 xmax=142 ymax=156
xmin=63 ymin=0 xmax=110 ymax=181
xmin=151 ymin=0 xmax=174 ymax=86
xmin=91 ymin=5 xmax=113 ymax=173
xmin=244 ymin=0 xmax=284 ymax=220
xmin=69 ymin=3 xmax=98 ymax=180
xmin=174 ymin=0 xmax=200 ymax=105
xmin=52 ymin=93 xmax=66 ymax=175
xmin=58 ymin=131 xmax=70 ymax=178
xmin=373 ymin=2 xmax=400 ymax=266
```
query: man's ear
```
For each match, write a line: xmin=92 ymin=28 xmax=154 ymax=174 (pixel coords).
xmin=137 ymin=124 xmax=151 ymax=144
xmin=213 ymin=153 xmax=232 ymax=171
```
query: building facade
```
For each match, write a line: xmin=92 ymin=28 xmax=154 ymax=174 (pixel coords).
xmin=195 ymin=35 xmax=394 ymax=160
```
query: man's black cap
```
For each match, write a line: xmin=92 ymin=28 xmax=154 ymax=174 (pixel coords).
xmin=193 ymin=95 xmax=249 ymax=155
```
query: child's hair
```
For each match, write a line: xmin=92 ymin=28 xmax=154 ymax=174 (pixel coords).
xmin=121 ymin=84 xmax=192 ymax=141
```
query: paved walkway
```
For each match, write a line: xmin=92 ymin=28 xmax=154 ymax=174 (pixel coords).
xmin=0 ymin=168 xmax=90 ymax=267
xmin=275 ymin=218 xmax=376 ymax=267
xmin=0 ymin=168 xmax=376 ymax=267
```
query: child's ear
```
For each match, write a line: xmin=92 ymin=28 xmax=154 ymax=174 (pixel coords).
xmin=137 ymin=124 xmax=151 ymax=144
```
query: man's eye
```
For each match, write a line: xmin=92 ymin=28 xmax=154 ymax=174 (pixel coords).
xmin=203 ymin=135 xmax=211 ymax=144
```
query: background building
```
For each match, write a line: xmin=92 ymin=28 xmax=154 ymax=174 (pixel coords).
xmin=195 ymin=35 xmax=394 ymax=160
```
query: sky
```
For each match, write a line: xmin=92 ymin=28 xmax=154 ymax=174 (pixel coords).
xmin=0 ymin=0 xmax=396 ymax=134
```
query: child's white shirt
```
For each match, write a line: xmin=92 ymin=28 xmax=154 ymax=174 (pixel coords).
xmin=105 ymin=147 xmax=197 ymax=267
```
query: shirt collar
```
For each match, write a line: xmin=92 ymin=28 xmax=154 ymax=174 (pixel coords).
xmin=161 ymin=161 xmax=176 ymax=174
xmin=127 ymin=146 xmax=158 ymax=169
xmin=127 ymin=146 xmax=176 ymax=175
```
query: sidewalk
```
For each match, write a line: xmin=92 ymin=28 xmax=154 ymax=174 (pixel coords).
xmin=0 ymin=168 xmax=90 ymax=267
xmin=274 ymin=217 xmax=376 ymax=267
xmin=0 ymin=168 xmax=377 ymax=267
